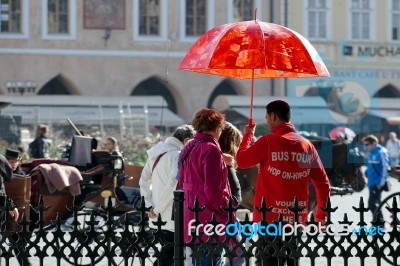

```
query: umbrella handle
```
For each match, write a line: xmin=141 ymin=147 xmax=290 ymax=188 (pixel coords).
xmin=248 ymin=118 xmax=255 ymax=128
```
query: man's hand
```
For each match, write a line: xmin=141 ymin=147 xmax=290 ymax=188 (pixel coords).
xmin=243 ymin=122 xmax=256 ymax=135
xmin=147 ymin=208 xmax=158 ymax=219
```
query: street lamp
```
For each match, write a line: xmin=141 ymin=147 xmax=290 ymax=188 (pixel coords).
xmin=6 ymin=81 xmax=37 ymax=95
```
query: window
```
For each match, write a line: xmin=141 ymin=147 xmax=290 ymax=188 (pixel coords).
xmin=42 ymin=0 xmax=76 ymax=40
xmin=180 ymin=0 xmax=214 ymax=41
xmin=133 ymin=0 xmax=167 ymax=41
xmin=307 ymin=0 xmax=327 ymax=39
xmin=47 ymin=0 xmax=68 ymax=34
xmin=0 ymin=0 xmax=22 ymax=33
xmin=350 ymin=0 xmax=372 ymax=40
xmin=232 ymin=0 xmax=254 ymax=21
xmin=392 ymin=0 xmax=400 ymax=40
xmin=139 ymin=0 xmax=160 ymax=35
xmin=185 ymin=0 xmax=207 ymax=36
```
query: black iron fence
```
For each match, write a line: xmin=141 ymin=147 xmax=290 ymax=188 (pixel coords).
xmin=1 ymin=191 xmax=400 ymax=266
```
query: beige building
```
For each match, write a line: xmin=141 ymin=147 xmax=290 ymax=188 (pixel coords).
xmin=285 ymin=0 xmax=400 ymax=135
xmin=1 ymin=0 xmax=399 ymax=136
xmin=0 ymin=0 xmax=281 ymax=126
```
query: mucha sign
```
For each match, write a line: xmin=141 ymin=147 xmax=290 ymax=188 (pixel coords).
xmin=343 ymin=45 xmax=400 ymax=57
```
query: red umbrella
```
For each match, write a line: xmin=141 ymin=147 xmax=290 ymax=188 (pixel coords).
xmin=329 ymin=127 xmax=356 ymax=141
xmin=179 ymin=19 xmax=330 ymax=123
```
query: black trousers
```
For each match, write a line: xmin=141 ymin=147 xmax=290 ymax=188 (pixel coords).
xmin=369 ymin=186 xmax=383 ymax=221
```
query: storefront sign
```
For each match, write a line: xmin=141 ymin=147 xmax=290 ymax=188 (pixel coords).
xmin=343 ymin=45 xmax=400 ymax=57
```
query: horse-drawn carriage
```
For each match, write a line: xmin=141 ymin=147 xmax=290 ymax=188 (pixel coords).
xmin=4 ymin=135 xmax=144 ymax=232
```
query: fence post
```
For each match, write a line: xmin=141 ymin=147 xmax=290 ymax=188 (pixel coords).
xmin=174 ymin=190 xmax=184 ymax=266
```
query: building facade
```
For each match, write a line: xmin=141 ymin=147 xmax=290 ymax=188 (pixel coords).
xmin=0 ymin=0 xmax=282 ymax=124
xmin=1 ymin=0 xmax=399 ymax=136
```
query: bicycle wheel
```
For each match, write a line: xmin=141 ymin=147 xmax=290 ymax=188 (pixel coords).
xmin=373 ymin=192 xmax=400 ymax=265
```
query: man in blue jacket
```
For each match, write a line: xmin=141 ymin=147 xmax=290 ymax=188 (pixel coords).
xmin=362 ymin=134 xmax=389 ymax=221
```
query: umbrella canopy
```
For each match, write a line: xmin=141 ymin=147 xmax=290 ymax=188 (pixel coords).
xmin=179 ymin=20 xmax=330 ymax=122
xmin=329 ymin=127 xmax=356 ymax=141
xmin=179 ymin=20 xmax=330 ymax=78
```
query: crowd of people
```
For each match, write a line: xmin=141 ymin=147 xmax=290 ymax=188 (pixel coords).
xmin=1 ymin=100 xmax=399 ymax=266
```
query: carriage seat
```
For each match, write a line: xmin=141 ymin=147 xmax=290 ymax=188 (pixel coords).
xmin=30 ymin=163 xmax=83 ymax=196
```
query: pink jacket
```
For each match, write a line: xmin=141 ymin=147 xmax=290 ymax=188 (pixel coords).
xmin=178 ymin=133 xmax=232 ymax=242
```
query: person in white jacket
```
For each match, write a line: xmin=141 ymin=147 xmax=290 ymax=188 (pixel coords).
xmin=139 ymin=124 xmax=195 ymax=266
xmin=386 ymin=131 xmax=400 ymax=169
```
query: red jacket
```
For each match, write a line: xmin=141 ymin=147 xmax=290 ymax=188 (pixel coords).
xmin=237 ymin=123 xmax=330 ymax=224
xmin=178 ymin=133 xmax=232 ymax=242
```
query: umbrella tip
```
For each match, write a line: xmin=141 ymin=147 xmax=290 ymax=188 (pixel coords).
xmin=254 ymin=8 xmax=257 ymax=20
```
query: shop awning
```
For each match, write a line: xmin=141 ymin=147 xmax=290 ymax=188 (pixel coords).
xmin=228 ymin=107 xmax=348 ymax=125
xmin=212 ymin=95 xmax=349 ymax=125
xmin=1 ymin=96 xmax=184 ymax=127
xmin=368 ymin=109 xmax=400 ymax=125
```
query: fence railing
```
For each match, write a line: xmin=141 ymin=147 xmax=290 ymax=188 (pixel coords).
xmin=1 ymin=191 xmax=400 ymax=266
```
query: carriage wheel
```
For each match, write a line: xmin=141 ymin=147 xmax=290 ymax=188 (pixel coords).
xmin=373 ymin=192 xmax=400 ymax=265
xmin=60 ymin=211 xmax=108 ymax=266
xmin=60 ymin=211 xmax=137 ymax=266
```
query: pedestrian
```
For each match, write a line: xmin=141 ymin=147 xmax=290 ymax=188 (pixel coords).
xmin=218 ymin=121 xmax=243 ymax=206
xmin=5 ymin=149 xmax=25 ymax=176
xmin=104 ymin=136 xmax=119 ymax=153
xmin=140 ymin=124 xmax=195 ymax=266
xmin=236 ymin=100 xmax=331 ymax=266
xmin=0 ymin=154 xmax=25 ymax=265
xmin=103 ymin=136 xmax=126 ymax=189
xmin=28 ymin=124 xmax=51 ymax=159
xmin=363 ymin=134 xmax=389 ymax=221
xmin=178 ymin=108 xmax=234 ymax=266
xmin=218 ymin=121 xmax=245 ymax=266
xmin=385 ymin=132 xmax=400 ymax=169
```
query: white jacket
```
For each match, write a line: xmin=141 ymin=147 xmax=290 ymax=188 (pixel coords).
xmin=139 ymin=137 xmax=183 ymax=232
xmin=386 ymin=139 xmax=400 ymax=158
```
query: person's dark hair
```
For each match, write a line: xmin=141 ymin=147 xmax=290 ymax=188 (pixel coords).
xmin=191 ymin=108 xmax=225 ymax=133
xmin=362 ymin=134 xmax=379 ymax=144
xmin=173 ymin=124 xmax=195 ymax=143
xmin=266 ymin=100 xmax=291 ymax=122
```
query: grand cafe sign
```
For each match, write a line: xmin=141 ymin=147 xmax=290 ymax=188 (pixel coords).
xmin=343 ymin=44 xmax=400 ymax=57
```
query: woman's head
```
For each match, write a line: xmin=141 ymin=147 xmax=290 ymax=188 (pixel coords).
xmin=219 ymin=122 xmax=243 ymax=157
xmin=192 ymin=108 xmax=225 ymax=135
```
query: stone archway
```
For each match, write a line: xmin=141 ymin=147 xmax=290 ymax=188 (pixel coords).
xmin=207 ymin=79 xmax=239 ymax=108
xmin=37 ymin=74 xmax=80 ymax=95
xmin=131 ymin=76 xmax=177 ymax=113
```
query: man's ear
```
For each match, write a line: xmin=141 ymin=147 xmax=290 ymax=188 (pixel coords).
xmin=183 ymin=138 xmax=191 ymax=145
xmin=270 ymin=112 xmax=277 ymax=122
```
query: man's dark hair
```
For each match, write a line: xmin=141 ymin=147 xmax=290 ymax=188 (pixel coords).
xmin=266 ymin=100 xmax=291 ymax=122
xmin=173 ymin=124 xmax=195 ymax=143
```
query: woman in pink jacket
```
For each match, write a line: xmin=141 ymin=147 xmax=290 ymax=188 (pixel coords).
xmin=178 ymin=108 xmax=232 ymax=266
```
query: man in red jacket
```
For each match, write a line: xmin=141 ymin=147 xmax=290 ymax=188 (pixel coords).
xmin=237 ymin=100 xmax=330 ymax=265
